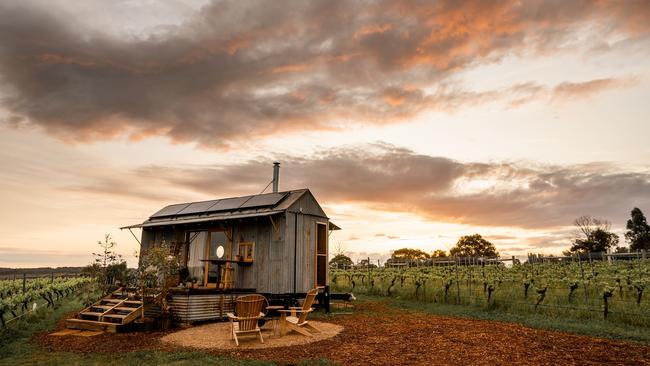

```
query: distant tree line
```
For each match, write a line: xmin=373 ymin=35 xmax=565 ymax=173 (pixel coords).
xmin=330 ymin=233 xmax=500 ymax=268
xmin=565 ymin=207 xmax=650 ymax=255
xmin=330 ymin=207 xmax=650 ymax=268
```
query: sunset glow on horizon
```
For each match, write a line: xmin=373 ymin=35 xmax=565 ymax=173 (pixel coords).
xmin=1 ymin=0 xmax=649 ymax=267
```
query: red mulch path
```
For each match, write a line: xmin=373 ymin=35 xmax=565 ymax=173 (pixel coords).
xmin=34 ymin=300 xmax=650 ymax=366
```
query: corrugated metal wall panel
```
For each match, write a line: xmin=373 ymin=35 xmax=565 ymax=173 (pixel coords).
xmin=256 ymin=221 xmax=270 ymax=292
xmin=290 ymin=193 xmax=327 ymax=218
xmin=230 ymin=220 xmax=275 ymax=292
xmin=169 ymin=293 xmax=238 ymax=322
xmin=236 ymin=223 xmax=257 ymax=289
xmin=297 ymin=213 xmax=306 ymax=292
xmin=303 ymin=215 xmax=316 ymax=293
xmin=269 ymin=214 xmax=285 ymax=293
xmin=283 ymin=213 xmax=296 ymax=294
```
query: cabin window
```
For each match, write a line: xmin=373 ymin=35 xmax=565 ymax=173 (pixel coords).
xmin=237 ymin=242 xmax=255 ymax=262
xmin=316 ymin=222 xmax=327 ymax=287
xmin=206 ymin=230 xmax=229 ymax=286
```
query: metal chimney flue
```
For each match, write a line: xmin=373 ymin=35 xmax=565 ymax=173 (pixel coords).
xmin=272 ymin=162 xmax=280 ymax=193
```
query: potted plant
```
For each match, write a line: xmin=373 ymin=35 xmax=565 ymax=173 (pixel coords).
xmin=184 ymin=275 xmax=194 ymax=288
xmin=179 ymin=267 xmax=189 ymax=286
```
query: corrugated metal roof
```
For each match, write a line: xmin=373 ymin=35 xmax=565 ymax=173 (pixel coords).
xmin=329 ymin=222 xmax=341 ymax=231
xmin=121 ymin=189 xmax=312 ymax=229
xmin=150 ymin=191 xmax=291 ymax=219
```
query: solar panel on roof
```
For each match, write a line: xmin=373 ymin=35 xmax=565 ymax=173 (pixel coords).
xmin=150 ymin=192 xmax=289 ymax=218
xmin=239 ymin=192 xmax=287 ymax=209
xmin=150 ymin=202 xmax=191 ymax=218
xmin=175 ymin=200 xmax=220 ymax=215
xmin=206 ymin=196 xmax=251 ymax=212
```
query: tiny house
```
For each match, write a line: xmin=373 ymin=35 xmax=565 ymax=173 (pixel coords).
xmin=121 ymin=164 xmax=339 ymax=321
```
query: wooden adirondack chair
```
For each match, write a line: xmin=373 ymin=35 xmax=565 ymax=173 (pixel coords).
xmin=279 ymin=288 xmax=320 ymax=337
xmin=226 ymin=294 xmax=267 ymax=346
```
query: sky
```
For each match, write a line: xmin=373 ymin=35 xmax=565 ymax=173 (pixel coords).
xmin=1 ymin=0 xmax=649 ymax=267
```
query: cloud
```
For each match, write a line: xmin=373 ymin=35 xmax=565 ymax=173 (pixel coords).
xmin=67 ymin=143 xmax=650 ymax=231
xmin=0 ymin=1 xmax=647 ymax=148
xmin=552 ymin=78 xmax=638 ymax=101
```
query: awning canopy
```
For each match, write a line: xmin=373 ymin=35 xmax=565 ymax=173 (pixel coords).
xmin=328 ymin=221 xmax=341 ymax=231
xmin=120 ymin=210 xmax=284 ymax=230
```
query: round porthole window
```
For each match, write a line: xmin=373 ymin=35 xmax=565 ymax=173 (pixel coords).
xmin=215 ymin=245 xmax=225 ymax=259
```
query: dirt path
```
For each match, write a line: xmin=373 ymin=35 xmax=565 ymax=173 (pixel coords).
xmin=35 ymin=301 xmax=650 ymax=365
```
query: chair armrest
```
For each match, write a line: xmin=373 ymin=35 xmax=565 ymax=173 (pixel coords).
xmin=227 ymin=312 xmax=264 ymax=321
xmin=236 ymin=316 xmax=263 ymax=321
xmin=278 ymin=308 xmax=313 ymax=314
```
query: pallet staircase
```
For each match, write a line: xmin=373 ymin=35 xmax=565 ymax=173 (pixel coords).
xmin=66 ymin=288 xmax=143 ymax=333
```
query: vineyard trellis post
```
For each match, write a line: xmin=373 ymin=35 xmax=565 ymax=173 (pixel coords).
xmin=454 ymin=257 xmax=460 ymax=304
xmin=577 ymin=254 xmax=588 ymax=303
xmin=367 ymin=256 xmax=371 ymax=288
xmin=22 ymin=273 xmax=26 ymax=292
xmin=468 ymin=260 xmax=472 ymax=303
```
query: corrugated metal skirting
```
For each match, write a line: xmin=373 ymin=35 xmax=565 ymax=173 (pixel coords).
xmin=169 ymin=293 xmax=238 ymax=323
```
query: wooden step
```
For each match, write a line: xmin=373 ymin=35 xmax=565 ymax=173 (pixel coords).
xmin=114 ymin=307 xmax=140 ymax=312
xmin=66 ymin=319 xmax=118 ymax=333
xmin=103 ymin=299 xmax=123 ymax=303
xmin=91 ymin=305 xmax=113 ymax=310
xmin=80 ymin=311 xmax=104 ymax=317
xmin=123 ymin=301 xmax=142 ymax=305
xmin=103 ymin=314 xmax=127 ymax=319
